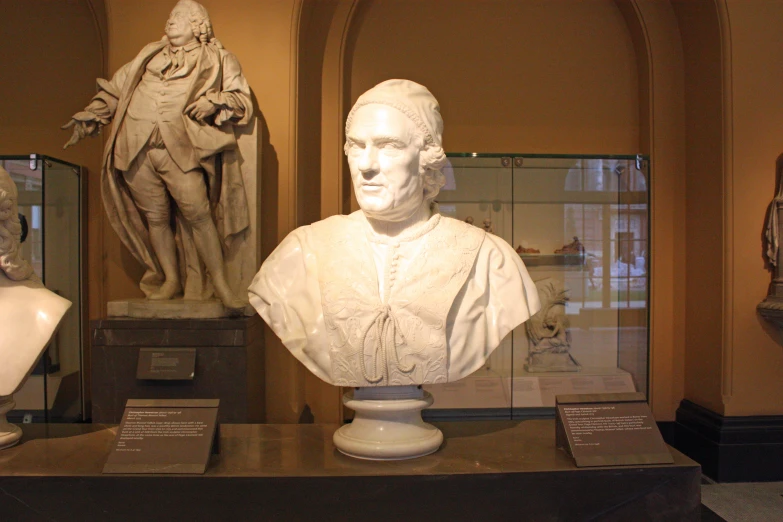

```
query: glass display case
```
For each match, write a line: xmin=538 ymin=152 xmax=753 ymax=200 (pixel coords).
xmin=424 ymin=154 xmax=649 ymax=419
xmin=1 ymin=155 xmax=84 ymax=423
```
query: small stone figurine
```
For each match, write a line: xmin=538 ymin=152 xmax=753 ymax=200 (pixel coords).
xmin=482 ymin=218 xmax=494 ymax=234
xmin=555 ymin=236 xmax=585 ymax=255
xmin=525 ymin=278 xmax=579 ymax=372
xmin=516 ymin=245 xmax=540 ymax=254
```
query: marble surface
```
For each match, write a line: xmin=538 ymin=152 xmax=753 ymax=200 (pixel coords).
xmin=1 ymin=420 xmax=696 ymax=477
xmin=0 ymin=421 xmax=700 ymax=521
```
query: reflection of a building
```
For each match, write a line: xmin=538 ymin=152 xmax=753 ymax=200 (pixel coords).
xmin=427 ymin=155 xmax=648 ymax=413
xmin=564 ymin=158 xmax=648 ymax=311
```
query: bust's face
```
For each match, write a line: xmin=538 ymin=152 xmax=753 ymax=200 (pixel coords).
xmin=166 ymin=5 xmax=197 ymax=47
xmin=346 ymin=104 xmax=424 ymax=221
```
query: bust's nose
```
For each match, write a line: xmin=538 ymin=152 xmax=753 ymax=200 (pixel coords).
xmin=357 ymin=146 xmax=379 ymax=176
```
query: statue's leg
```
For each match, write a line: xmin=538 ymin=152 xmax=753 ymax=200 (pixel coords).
xmin=123 ymin=150 xmax=182 ymax=299
xmin=154 ymin=151 xmax=245 ymax=309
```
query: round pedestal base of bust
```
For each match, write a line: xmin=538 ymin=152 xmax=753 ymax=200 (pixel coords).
xmin=0 ymin=397 xmax=22 ymax=450
xmin=0 ymin=425 xmax=22 ymax=450
xmin=333 ymin=389 xmax=443 ymax=460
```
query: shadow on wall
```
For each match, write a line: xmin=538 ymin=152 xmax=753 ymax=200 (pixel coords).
xmin=255 ymin=92 xmax=279 ymax=261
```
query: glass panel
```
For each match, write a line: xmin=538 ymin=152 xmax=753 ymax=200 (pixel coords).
xmin=2 ymin=156 xmax=83 ymax=424
xmin=618 ymin=159 xmax=649 ymax=399
xmin=425 ymin=154 xmax=650 ymax=420
xmin=424 ymin=156 xmax=513 ymax=417
xmin=43 ymin=159 xmax=82 ymax=422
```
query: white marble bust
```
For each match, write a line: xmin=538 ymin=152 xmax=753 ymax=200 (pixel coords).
xmin=249 ymin=79 xmax=540 ymax=387
xmin=0 ymin=167 xmax=71 ymax=448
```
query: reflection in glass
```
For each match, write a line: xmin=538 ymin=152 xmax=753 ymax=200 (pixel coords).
xmin=425 ymin=155 xmax=649 ymax=420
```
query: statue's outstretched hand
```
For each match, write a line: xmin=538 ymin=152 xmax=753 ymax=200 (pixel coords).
xmin=61 ymin=114 xmax=99 ymax=149
xmin=185 ymin=97 xmax=218 ymax=123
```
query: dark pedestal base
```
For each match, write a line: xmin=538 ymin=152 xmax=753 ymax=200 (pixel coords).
xmin=674 ymin=399 xmax=783 ymax=482
xmin=0 ymin=420 xmax=701 ymax=521
xmin=91 ymin=316 xmax=264 ymax=423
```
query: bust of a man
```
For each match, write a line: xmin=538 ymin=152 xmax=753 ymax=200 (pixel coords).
xmin=0 ymin=167 xmax=71 ymax=448
xmin=249 ymin=79 xmax=540 ymax=387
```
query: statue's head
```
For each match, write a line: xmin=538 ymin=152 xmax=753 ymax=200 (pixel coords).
xmin=344 ymin=79 xmax=447 ymax=222
xmin=0 ymin=167 xmax=33 ymax=282
xmin=166 ymin=0 xmax=213 ymax=46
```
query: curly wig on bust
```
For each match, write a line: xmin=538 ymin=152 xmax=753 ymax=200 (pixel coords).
xmin=0 ymin=180 xmax=34 ymax=281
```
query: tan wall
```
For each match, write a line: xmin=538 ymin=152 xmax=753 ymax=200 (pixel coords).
xmin=350 ymin=0 xmax=640 ymax=154
xmin=672 ymin=0 xmax=726 ymax=415
xmin=722 ymin=0 xmax=783 ymax=416
xmin=0 ymin=0 xmax=104 ymax=167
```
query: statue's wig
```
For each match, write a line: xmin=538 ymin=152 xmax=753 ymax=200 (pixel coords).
xmin=172 ymin=0 xmax=219 ymax=46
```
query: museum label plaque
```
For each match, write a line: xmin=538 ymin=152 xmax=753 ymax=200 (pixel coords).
xmin=555 ymin=393 xmax=673 ymax=467
xmin=136 ymin=348 xmax=196 ymax=380
xmin=103 ymin=399 xmax=219 ymax=474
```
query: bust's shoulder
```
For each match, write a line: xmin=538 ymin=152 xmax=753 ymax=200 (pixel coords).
xmin=438 ymin=215 xmax=484 ymax=234
xmin=283 ymin=213 xmax=361 ymax=250
xmin=309 ymin=212 xmax=362 ymax=234
xmin=0 ymin=276 xmax=71 ymax=320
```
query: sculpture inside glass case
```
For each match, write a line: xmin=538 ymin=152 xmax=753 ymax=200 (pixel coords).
xmin=250 ymin=79 xmax=540 ymax=458
xmin=525 ymin=278 xmax=579 ymax=372
xmin=63 ymin=0 xmax=256 ymax=316
xmin=0 ymin=167 xmax=72 ymax=449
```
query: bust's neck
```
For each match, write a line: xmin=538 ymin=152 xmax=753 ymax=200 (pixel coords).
xmin=364 ymin=201 xmax=433 ymax=240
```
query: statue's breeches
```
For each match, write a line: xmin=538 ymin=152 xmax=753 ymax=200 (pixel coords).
xmin=123 ymin=145 xmax=210 ymax=226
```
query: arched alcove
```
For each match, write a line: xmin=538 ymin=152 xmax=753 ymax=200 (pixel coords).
xmin=312 ymin=0 xmax=692 ymax=420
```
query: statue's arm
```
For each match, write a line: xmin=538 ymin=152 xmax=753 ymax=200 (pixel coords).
xmin=62 ymin=62 xmax=132 ymax=149
xmin=185 ymin=51 xmax=253 ymax=126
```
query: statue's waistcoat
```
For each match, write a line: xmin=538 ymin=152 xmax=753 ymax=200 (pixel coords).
xmin=311 ymin=213 xmax=485 ymax=386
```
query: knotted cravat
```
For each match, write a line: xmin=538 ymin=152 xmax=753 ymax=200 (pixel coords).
xmin=359 ymin=305 xmax=416 ymax=384
xmin=162 ymin=46 xmax=184 ymax=77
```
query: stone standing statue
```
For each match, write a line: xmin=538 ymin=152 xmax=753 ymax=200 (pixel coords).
xmin=0 ymin=167 xmax=72 ymax=449
xmin=63 ymin=0 xmax=255 ymax=312
xmin=249 ymin=79 xmax=540 ymax=459
xmin=759 ymin=157 xmax=783 ymax=325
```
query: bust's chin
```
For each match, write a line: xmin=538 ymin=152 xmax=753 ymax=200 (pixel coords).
xmin=361 ymin=202 xmax=421 ymax=223
xmin=166 ymin=33 xmax=196 ymax=47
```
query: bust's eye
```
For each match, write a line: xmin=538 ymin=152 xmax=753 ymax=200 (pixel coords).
xmin=379 ymin=141 xmax=404 ymax=150
xmin=347 ymin=141 xmax=364 ymax=155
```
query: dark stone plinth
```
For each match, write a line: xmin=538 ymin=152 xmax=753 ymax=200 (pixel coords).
xmin=90 ymin=316 xmax=264 ymax=423
xmin=674 ymin=399 xmax=783 ymax=482
xmin=0 ymin=421 xmax=701 ymax=521
xmin=757 ymin=294 xmax=783 ymax=328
